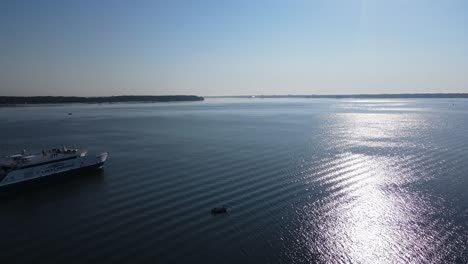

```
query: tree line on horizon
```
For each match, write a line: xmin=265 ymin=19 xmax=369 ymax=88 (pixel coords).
xmin=0 ymin=95 xmax=204 ymax=104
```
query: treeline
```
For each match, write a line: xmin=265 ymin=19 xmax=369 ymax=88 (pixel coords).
xmin=0 ymin=95 xmax=204 ymax=105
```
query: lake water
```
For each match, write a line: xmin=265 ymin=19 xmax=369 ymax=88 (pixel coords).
xmin=1 ymin=98 xmax=468 ymax=263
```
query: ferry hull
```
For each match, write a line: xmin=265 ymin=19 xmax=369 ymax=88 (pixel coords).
xmin=0 ymin=153 xmax=108 ymax=189
xmin=0 ymin=162 xmax=105 ymax=191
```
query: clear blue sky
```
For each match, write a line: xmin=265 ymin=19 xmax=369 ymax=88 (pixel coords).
xmin=1 ymin=0 xmax=467 ymax=96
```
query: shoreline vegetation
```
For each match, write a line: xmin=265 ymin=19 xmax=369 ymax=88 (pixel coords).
xmin=0 ymin=95 xmax=204 ymax=105
xmin=209 ymin=93 xmax=468 ymax=99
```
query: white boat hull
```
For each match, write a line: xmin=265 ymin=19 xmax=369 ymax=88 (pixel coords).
xmin=0 ymin=152 xmax=108 ymax=188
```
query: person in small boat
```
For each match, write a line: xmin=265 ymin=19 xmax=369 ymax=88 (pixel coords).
xmin=211 ymin=206 xmax=227 ymax=214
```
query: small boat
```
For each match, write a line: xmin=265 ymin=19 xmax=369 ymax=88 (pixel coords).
xmin=211 ymin=206 xmax=227 ymax=214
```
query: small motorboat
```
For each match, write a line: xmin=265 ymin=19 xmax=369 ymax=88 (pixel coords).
xmin=211 ymin=206 xmax=227 ymax=214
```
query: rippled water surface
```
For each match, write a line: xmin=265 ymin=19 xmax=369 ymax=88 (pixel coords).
xmin=1 ymin=98 xmax=468 ymax=263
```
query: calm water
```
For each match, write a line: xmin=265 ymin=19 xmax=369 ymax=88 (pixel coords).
xmin=1 ymin=98 xmax=468 ymax=263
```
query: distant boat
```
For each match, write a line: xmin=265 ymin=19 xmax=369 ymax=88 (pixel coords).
xmin=211 ymin=206 xmax=227 ymax=214
xmin=0 ymin=147 xmax=108 ymax=188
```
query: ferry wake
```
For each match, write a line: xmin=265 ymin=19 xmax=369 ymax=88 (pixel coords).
xmin=0 ymin=147 xmax=108 ymax=188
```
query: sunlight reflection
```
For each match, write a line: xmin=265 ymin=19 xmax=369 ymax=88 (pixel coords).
xmin=300 ymin=154 xmax=448 ymax=263
xmin=295 ymin=111 xmax=461 ymax=263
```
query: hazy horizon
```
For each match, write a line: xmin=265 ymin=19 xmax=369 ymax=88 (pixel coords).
xmin=1 ymin=0 xmax=467 ymax=96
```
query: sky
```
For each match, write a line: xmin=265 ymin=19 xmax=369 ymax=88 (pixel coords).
xmin=0 ymin=0 xmax=467 ymax=96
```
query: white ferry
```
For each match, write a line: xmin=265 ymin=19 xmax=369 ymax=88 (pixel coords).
xmin=0 ymin=147 xmax=108 ymax=188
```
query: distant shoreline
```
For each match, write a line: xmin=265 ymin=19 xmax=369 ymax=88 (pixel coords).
xmin=208 ymin=93 xmax=468 ymax=99
xmin=0 ymin=95 xmax=204 ymax=105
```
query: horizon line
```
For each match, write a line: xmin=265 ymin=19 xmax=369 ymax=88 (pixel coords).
xmin=2 ymin=92 xmax=468 ymax=98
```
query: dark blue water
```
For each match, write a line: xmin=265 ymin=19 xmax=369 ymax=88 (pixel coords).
xmin=1 ymin=98 xmax=468 ymax=263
